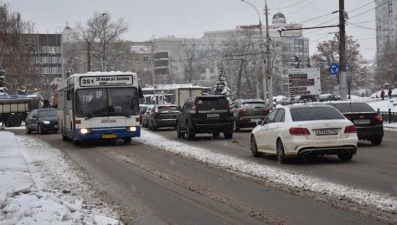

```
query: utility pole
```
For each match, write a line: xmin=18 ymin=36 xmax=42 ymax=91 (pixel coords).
xmin=264 ymin=1 xmax=273 ymax=107
xmin=339 ymin=0 xmax=348 ymax=100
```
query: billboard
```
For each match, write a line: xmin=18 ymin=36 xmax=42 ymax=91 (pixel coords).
xmin=288 ymin=68 xmax=321 ymax=96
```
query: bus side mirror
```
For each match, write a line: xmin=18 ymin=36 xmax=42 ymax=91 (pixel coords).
xmin=138 ymin=86 xmax=144 ymax=99
xmin=67 ymin=90 xmax=71 ymax=100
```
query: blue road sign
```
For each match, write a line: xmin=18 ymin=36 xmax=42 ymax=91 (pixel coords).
xmin=329 ymin=63 xmax=340 ymax=75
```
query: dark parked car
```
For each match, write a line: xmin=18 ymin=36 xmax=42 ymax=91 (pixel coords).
xmin=25 ymin=108 xmax=59 ymax=134
xmin=176 ymin=95 xmax=234 ymax=140
xmin=324 ymin=102 xmax=384 ymax=145
xmin=139 ymin=104 xmax=148 ymax=125
xmin=231 ymin=99 xmax=271 ymax=131
xmin=148 ymin=104 xmax=179 ymax=131
xmin=141 ymin=105 xmax=154 ymax=128
xmin=319 ymin=94 xmax=341 ymax=102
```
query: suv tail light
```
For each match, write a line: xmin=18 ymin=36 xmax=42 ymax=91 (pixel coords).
xmin=191 ymin=105 xmax=197 ymax=114
xmin=264 ymin=107 xmax=270 ymax=113
xmin=238 ymin=108 xmax=247 ymax=113
xmin=374 ymin=115 xmax=383 ymax=122
xmin=289 ymin=127 xmax=310 ymax=135
xmin=344 ymin=125 xmax=357 ymax=133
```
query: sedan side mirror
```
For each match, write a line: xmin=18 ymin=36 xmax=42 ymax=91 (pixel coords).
xmin=256 ymin=120 xmax=264 ymax=126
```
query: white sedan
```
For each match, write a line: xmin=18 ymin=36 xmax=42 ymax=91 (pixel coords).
xmin=250 ymin=104 xmax=358 ymax=163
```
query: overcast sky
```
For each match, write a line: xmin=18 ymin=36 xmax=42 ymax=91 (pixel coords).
xmin=8 ymin=0 xmax=376 ymax=60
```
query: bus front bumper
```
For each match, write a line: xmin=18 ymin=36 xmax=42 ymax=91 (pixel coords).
xmin=76 ymin=126 xmax=141 ymax=140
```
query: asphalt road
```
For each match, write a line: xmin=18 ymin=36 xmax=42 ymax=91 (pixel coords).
xmin=12 ymin=128 xmax=397 ymax=225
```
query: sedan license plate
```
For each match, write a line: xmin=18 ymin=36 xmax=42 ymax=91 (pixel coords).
xmin=102 ymin=134 xmax=116 ymax=139
xmin=354 ymin=119 xmax=370 ymax=125
xmin=316 ymin=129 xmax=338 ymax=136
xmin=207 ymin=113 xmax=220 ymax=118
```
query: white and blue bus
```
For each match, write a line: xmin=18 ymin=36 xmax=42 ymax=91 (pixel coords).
xmin=57 ymin=71 xmax=143 ymax=145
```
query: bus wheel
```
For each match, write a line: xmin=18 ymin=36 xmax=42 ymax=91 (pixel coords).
xmin=123 ymin=137 xmax=132 ymax=144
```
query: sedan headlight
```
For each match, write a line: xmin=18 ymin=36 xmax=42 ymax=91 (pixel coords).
xmin=80 ymin=128 xmax=91 ymax=134
xmin=128 ymin=126 xmax=137 ymax=132
xmin=42 ymin=120 xmax=51 ymax=124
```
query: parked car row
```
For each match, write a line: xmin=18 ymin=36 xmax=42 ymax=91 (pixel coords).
xmin=142 ymin=96 xmax=384 ymax=164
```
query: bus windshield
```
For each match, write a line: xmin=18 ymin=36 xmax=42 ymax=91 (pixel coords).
xmin=75 ymin=87 xmax=139 ymax=118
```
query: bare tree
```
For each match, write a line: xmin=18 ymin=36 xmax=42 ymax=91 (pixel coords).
xmin=75 ymin=12 xmax=129 ymax=72
xmin=311 ymin=34 xmax=368 ymax=94
xmin=0 ymin=3 xmax=39 ymax=94
xmin=221 ymin=28 xmax=261 ymax=99
xmin=177 ymin=38 xmax=212 ymax=84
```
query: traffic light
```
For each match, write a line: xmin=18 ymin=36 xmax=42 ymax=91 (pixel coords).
xmin=0 ymin=67 xmax=5 ymax=87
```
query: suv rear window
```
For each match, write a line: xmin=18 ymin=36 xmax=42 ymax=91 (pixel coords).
xmin=291 ymin=107 xmax=345 ymax=121
xmin=196 ymin=97 xmax=229 ymax=110
xmin=157 ymin=106 xmax=178 ymax=112
xmin=331 ymin=103 xmax=375 ymax=113
xmin=242 ymin=102 xmax=265 ymax=107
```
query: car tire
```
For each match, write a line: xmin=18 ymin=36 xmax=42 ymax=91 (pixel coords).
xmin=38 ymin=124 xmax=45 ymax=135
xmin=186 ymin=122 xmax=195 ymax=141
xmin=123 ymin=137 xmax=132 ymax=144
xmin=212 ymin=132 xmax=220 ymax=138
xmin=25 ymin=124 xmax=32 ymax=134
xmin=233 ymin=121 xmax=240 ymax=132
xmin=338 ymin=153 xmax=353 ymax=161
xmin=250 ymin=136 xmax=262 ymax=157
xmin=277 ymin=139 xmax=286 ymax=164
xmin=224 ymin=130 xmax=233 ymax=139
xmin=370 ymin=138 xmax=382 ymax=146
xmin=177 ymin=123 xmax=185 ymax=138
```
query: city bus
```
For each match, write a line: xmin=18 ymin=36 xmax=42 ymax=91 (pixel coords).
xmin=57 ymin=71 xmax=143 ymax=145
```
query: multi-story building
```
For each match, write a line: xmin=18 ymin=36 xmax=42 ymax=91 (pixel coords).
xmin=375 ymin=0 xmax=397 ymax=55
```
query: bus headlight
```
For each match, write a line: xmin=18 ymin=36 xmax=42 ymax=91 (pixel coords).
xmin=128 ymin=126 xmax=137 ymax=132
xmin=80 ymin=128 xmax=91 ymax=134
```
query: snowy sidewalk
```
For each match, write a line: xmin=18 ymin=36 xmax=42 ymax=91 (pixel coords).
xmin=0 ymin=131 xmax=122 ymax=225
xmin=0 ymin=131 xmax=34 ymax=202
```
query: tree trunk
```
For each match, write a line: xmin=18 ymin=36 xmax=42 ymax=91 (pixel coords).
xmin=236 ymin=58 xmax=244 ymax=99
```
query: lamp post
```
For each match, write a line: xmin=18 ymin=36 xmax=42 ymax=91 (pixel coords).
xmin=240 ymin=0 xmax=264 ymax=100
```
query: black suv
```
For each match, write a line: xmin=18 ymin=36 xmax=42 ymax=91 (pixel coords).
xmin=148 ymin=104 xmax=179 ymax=131
xmin=231 ymin=99 xmax=271 ymax=131
xmin=325 ymin=102 xmax=384 ymax=145
xmin=176 ymin=95 xmax=234 ymax=140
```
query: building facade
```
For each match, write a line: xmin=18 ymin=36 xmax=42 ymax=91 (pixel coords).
xmin=375 ymin=0 xmax=397 ymax=55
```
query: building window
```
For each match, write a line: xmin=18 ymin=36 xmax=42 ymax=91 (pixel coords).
xmin=135 ymin=56 xmax=140 ymax=62
xmin=210 ymin=67 xmax=214 ymax=73
xmin=143 ymin=56 xmax=149 ymax=61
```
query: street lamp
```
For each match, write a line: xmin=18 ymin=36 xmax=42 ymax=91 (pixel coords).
xmin=240 ymin=0 xmax=265 ymax=100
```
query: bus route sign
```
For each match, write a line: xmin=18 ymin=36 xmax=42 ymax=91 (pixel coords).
xmin=80 ymin=75 xmax=133 ymax=87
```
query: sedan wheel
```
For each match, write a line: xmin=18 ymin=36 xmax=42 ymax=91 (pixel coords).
xmin=276 ymin=139 xmax=286 ymax=164
xmin=186 ymin=123 xmax=195 ymax=140
xmin=338 ymin=153 xmax=353 ymax=162
xmin=370 ymin=138 xmax=382 ymax=146
xmin=25 ymin=124 xmax=31 ymax=134
xmin=38 ymin=124 xmax=44 ymax=135
xmin=250 ymin=136 xmax=262 ymax=157
xmin=177 ymin=123 xmax=185 ymax=138
xmin=233 ymin=121 xmax=240 ymax=132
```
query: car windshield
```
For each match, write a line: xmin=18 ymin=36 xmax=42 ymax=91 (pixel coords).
xmin=157 ymin=105 xmax=178 ymax=112
xmin=196 ymin=97 xmax=229 ymax=110
xmin=38 ymin=110 xmax=57 ymax=117
xmin=75 ymin=87 xmax=139 ymax=118
xmin=290 ymin=107 xmax=345 ymax=121
xmin=331 ymin=103 xmax=375 ymax=113
xmin=242 ymin=102 xmax=265 ymax=107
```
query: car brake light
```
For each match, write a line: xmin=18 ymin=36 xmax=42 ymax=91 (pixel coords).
xmin=344 ymin=125 xmax=357 ymax=133
xmin=374 ymin=115 xmax=383 ymax=122
xmin=238 ymin=108 xmax=247 ymax=113
xmin=264 ymin=107 xmax=270 ymax=112
xmin=191 ymin=105 xmax=197 ymax=114
xmin=289 ymin=127 xmax=310 ymax=135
